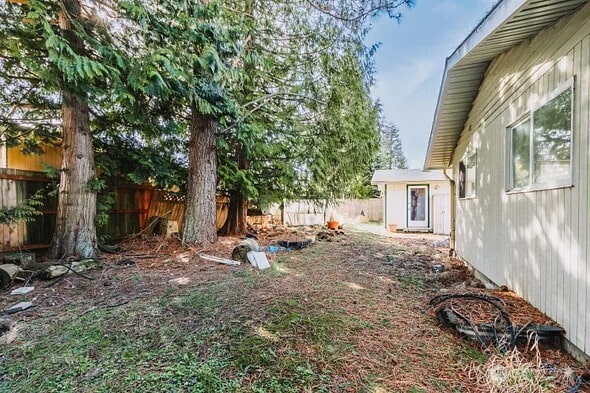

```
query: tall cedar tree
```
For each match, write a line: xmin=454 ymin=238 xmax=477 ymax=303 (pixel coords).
xmin=0 ymin=0 xmax=123 ymax=258
xmin=120 ymin=0 xmax=239 ymax=244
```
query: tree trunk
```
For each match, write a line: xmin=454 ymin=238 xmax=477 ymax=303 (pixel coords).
xmin=220 ymin=188 xmax=248 ymax=236
xmin=50 ymin=0 xmax=98 ymax=259
xmin=220 ymin=143 xmax=249 ymax=236
xmin=182 ymin=106 xmax=217 ymax=244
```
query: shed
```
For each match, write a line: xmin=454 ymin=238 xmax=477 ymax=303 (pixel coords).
xmin=424 ymin=0 xmax=590 ymax=358
xmin=371 ymin=169 xmax=451 ymax=234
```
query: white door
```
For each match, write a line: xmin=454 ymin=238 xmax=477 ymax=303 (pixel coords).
xmin=407 ymin=186 xmax=428 ymax=228
xmin=433 ymin=194 xmax=450 ymax=234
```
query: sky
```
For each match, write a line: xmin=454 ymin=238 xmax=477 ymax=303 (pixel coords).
xmin=365 ymin=0 xmax=499 ymax=169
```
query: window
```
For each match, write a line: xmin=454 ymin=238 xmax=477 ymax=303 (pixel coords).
xmin=507 ymin=78 xmax=573 ymax=191
xmin=458 ymin=151 xmax=477 ymax=199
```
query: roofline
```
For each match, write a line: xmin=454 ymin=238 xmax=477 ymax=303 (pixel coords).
xmin=424 ymin=0 xmax=529 ymax=170
xmin=447 ymin=0 xmax=527 ymax=70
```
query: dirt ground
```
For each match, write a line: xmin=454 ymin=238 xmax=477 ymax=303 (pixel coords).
xmin=0 ymin=227 xmax=588 ymax=392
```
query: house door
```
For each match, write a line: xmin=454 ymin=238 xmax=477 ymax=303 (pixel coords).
xmin=407 ymin=185 xmax=428 ymax=228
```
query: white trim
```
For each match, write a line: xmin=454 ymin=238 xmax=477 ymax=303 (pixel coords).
xmin=458 ymin=150 xmax=478 ymax=200
xmin=407 ymin=185 xmax=429 ymax=227
xmin=506 ymin=77 xmax=574 ymax=193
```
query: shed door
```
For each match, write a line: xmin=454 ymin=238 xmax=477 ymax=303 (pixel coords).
xmin=407 ymin=185 xmax=428 ymax=228
xmin=433 ymin=194 xmax=450 ymax=234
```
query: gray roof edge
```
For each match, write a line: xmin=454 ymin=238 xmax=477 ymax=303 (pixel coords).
xmin=424 ymin=56 xmax=453 ymax=170
xmin=424 ymin=0 xmax=528 ymax=170
xmin=447 ymin=0 xmax=527 ymax=69
xmin=372 ymin=169 xmax=448 ymax=183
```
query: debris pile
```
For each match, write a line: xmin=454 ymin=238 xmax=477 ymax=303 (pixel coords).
xmin=429 ymin=293 xmax=564 ymax=350
xmin=316 ymin=229 xmax=345 ymax=241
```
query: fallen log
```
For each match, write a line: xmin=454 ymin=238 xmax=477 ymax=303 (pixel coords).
xmin=43 ymin=259 xmax=100 ymax=279
xmin=3 ymin=253 xmax=35 ymax=269
xmin=232 ymin=239 xmax=259 ymax=263
xmin=0 ymin=264 xmax=21 ymax=290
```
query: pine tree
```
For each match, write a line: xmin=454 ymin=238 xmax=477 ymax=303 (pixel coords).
xmin=376 ymin=117 xmax=408 ymax=170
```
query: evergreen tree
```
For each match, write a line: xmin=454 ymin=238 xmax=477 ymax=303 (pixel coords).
xmin=375 ymin=116 xmax=408 ymax=170
xmin=218 ymin=0 xmax=413 ymax=234
xmin=120 ymin=0 xmax=240 ymax=244
xmin=0 ymin=0 xmax=126 ymax=258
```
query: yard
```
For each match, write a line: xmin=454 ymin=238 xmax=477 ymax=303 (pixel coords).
xmin=0 ymin=228 xmax=586 ymax=392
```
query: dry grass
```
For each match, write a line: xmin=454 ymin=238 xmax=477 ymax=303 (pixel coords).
xmin=469 ymin=345 xmax=578 ymax=393
xmin=0 ymin=228 xmax=587 ymax=392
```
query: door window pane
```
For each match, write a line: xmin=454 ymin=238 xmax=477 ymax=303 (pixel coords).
xmin=410 ymin=188 xmax=426 ymax=221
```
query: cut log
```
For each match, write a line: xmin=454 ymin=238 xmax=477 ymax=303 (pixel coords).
xmin=231 ymin=239 xmax=259 ymax=263
xmin=0 ymin=264 xmax=21 ymax=290
xmin=3 ymin=253 xmax=35 ymax=269
xmin=43 ymin=259 xmax=100 ymax=279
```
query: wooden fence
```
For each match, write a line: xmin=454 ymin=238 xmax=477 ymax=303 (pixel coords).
xmin=0 ymin=169 xmax=230 ymax=252
xmin=146 ymin=190 xmax=229 ymax=232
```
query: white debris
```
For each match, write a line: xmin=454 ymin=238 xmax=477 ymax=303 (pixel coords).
xmin=10 ymin=286 xmax=34 ymax=295
xmin=247 ymin=251 xmax=271 ymax=270
xmin=199 ymin=254 xmax=241 ymax=266
xmin=5 ymin=301 xmax=33 ymax=314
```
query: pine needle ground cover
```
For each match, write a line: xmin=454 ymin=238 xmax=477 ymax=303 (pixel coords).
xmin=0 ymin=230 xmax=584 ymax=392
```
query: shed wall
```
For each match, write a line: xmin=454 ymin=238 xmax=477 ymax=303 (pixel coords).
xmin=451 ymin=3 xmax=590 ymax=354
xmin=384 ymin=180 xmax=450 ymax=232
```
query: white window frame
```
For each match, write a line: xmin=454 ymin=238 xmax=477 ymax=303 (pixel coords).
xmin=506 ymin=77 xmax=574 ymax=193
xmin=458 ymin=150 xmax=477 ymax=200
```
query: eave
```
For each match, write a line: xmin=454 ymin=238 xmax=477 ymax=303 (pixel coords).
xmin=424 ymin=0 xmax=588 ymax=170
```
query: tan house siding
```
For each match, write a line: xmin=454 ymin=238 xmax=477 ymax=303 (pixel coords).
xmin=451 ymin=3 xmax=590 ymax=354
xmin=5 ymin=145 xmax=62 ymax=172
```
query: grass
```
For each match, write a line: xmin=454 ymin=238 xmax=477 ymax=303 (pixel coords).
xmin=0 ymin=280 xmax=366 ymax=392
xmin=468 ymin=348 xmax=564 ymax=393
xmin=1 ymin=231 xmax=579 ymax=392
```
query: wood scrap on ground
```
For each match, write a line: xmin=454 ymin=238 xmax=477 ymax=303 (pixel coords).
xmin=247 ymin=251 xmax=270 ymax=270
xmin=199 ymin=254 xmax=241 ymax=266
xmin=0 ymin=264 xmax=21 ymax=289
xmin=43 ymin=259 xmax=100 ymax=280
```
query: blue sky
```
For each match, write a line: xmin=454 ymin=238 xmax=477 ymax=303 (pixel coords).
xmin=366 ymin=0 xmax=498 ymax=168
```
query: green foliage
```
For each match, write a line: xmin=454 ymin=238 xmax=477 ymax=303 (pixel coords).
xmin=0 ymin=188 xmax=45 ymax=225
xmin=215 ymin=0 xmax=413 ymax=207
xmin=375 ymin=114 xmax=408 ymax=170
xmin=1 ymin=0 xmax=414 ymax=237
xmin=0 ymin=0 xmax=125 ymax=151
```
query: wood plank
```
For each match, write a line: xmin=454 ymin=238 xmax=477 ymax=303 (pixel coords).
xmin=0 ymin=173 xmax=50 ymax=182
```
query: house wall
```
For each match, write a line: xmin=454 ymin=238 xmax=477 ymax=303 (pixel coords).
xmin=451 ymin=3 xmax=590 ymax=355
xmin=5 ymin=145 xmax=62 ymax=172
xmin=384 ymin=180 xmax=450 ymax=233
